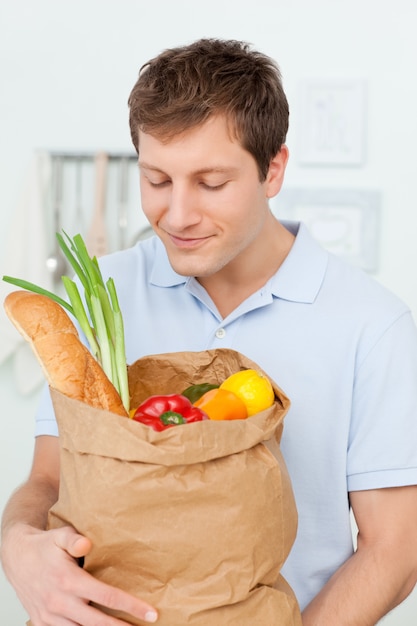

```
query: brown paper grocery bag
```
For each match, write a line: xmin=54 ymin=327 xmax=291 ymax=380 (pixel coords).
xmin=42 ymin=349 xmax=301 ymax=625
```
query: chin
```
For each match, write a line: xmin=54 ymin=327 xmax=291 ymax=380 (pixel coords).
xmin=166 ymin=254 xmax=215 ymax=278
xmin=169 ymin=262 xmax=211 ymax=278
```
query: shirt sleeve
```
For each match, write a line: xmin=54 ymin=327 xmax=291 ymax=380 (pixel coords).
xmin=34 ymin=383 xmax=59 ymax=437
xmin=347 ymin=310 xmax=417 ymax=491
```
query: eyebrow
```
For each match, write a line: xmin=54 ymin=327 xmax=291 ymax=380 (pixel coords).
xmin=138 ymin=162 xmax=238 ymax=176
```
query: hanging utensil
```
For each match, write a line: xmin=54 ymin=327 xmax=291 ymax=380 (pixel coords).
xmin=117 ymin=157 xmax=129 ymax=250
xmin=74 ymin=156 xmax=84 ymax=233
xmin=86 ymin=151 xmax=108 ymax=258
xmin=46 ymin=156 xmax=67 ymax=282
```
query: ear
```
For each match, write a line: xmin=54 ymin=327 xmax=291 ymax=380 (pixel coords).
xmin=265 ymin=145 xmax=289 ymax=198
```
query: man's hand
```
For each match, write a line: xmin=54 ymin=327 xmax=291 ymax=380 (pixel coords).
xmin=2 ymin=522 xmax=158 ymax=625
xmin=1 ymin=436 xmax=158 ymax=625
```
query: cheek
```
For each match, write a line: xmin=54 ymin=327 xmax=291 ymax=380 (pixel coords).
xmin=226 ymin=195 xmax=269 ymax=244
xmin=140 ymin=187 xmax=164 ymax=222
xmin=222 ymin=188 xmax=263 ymax=228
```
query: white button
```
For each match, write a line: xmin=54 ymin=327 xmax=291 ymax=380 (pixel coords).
xmin=215 ymin=328 xmax=226 ymax=339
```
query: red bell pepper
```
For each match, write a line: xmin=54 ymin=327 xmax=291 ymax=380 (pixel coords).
xmin=132 ymin=394 xmax=208 ymax=431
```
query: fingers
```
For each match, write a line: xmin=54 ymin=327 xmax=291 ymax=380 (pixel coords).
xmin=53 ymin=526 xmax=92 ymax=559
xmin=79 ymin=575 xmax=158 ymax=623
xmin=22 ymin=526 xmax=158 ymax=625
xmin=28 ymin=559 xmax=159 ymax=625
xmin=51 ymin=527 xmax=158 ymax=624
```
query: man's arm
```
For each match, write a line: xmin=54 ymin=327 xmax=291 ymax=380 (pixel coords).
xmin=1 ymin=435 xmax=158 ymax=625
xmin=302 ymin=485 xmax=417 ymax=625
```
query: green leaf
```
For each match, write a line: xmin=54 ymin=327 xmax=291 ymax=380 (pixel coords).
xmin=2 ymin=276 xmax=73 ymax=314
xmin=57 ymin=233 xmax=89 ymax=293
xmin=61 ymin=277 xmax=101 ymax=362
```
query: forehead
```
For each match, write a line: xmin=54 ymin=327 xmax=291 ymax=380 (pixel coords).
xmin=137 ymin=115 xmax=250 ymax=173
xmin=138 ymin=112 xmax=239 ymax=144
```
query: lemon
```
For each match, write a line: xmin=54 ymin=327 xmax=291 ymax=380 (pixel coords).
xmin=220 ymin=369 xmax=275 ymax=416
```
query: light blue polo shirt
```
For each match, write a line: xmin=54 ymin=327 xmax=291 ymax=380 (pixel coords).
xmin=35 ymin=221 xmax=417 ymax=610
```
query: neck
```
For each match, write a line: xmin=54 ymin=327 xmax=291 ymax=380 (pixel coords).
xmin=198 ymin=218 xmax=294 ymax=318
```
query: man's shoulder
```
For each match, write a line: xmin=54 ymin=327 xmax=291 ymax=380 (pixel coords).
xmin=326 ymin=251 xmax=408 ymax=317
xmin=279 ymin=221 xmax=409 ymax=321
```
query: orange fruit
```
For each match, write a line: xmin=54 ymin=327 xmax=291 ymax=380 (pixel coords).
xmin=220 ymin=369 xmax=274 ymax=416
xmin=194 ymin=387 xmax=248 ymax=421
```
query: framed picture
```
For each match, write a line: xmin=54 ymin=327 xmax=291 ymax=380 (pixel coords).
xmin=272 ymin=188 xmax=381 ymax=272
xmin=296 ymin=80 xmax=367 ymax=166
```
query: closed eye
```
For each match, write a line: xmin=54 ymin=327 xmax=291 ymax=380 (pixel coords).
xmin=200 ymin=181 xmax=228 ymax=191
xmin=148 ymin=179 xmax=171 ymax=188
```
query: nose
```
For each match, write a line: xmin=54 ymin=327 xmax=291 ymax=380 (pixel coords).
xmin=164 ymin=183 xmax=201 ymax=232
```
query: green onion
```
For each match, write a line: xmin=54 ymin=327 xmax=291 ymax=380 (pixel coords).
xmin=107 ymin=278 xmax=129 ymax=411
xmin=61 ymin=276 xmax=101 ymax=362
xmin=2 ymin=232 xmax=130 ymax=413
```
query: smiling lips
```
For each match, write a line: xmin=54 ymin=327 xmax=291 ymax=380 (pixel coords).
xmin=167 ymin=232 xmax=212 ymax=249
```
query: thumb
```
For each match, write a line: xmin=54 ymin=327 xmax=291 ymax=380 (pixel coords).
xmin=54 ymin=526 xmax=92 ymax=559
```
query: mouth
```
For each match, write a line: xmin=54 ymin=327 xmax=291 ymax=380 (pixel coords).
xmin=166 ymin=233 xmax=212 ymax=249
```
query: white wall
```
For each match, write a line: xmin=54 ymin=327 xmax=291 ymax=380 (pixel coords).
xmin=1 ymin=1 xmax=416 ymax=623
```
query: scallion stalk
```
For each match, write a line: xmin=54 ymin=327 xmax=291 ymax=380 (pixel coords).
xmin=107 ymin=277 xmax=130 ymax=412
xmin=61 ymin=276 xmax=101 ymax=362
xmin=2 ymin=232 xmax=130 ymax=413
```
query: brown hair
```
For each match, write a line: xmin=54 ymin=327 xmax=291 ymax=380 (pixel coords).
xmin=128 ymin=39 xmax=289 ymax=181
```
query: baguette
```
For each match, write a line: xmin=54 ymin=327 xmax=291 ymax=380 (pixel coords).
xmin=4 ymin=290 xmax=128 ymax=417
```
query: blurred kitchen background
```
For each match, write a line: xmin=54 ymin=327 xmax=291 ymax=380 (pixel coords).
xmin=1 ymin=1 xmax=416 ymax=623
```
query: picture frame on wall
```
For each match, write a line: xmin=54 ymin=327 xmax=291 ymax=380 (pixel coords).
xmin=296 ymin=80 xmax=367 ymax=166
xmin=272 ymin=188 xmax=381 ymax=273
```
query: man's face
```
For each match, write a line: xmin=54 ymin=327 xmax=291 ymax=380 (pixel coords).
xmin=138 ymin=115 xmax=285 ymax=279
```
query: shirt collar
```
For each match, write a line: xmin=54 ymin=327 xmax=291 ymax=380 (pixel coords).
xmin=269 ymin=221 xmax=328 ymax=303
xmin=149 ymin=221 xmax=328 ymax=303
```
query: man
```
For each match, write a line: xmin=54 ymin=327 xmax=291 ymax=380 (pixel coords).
xmin=1 ymin=38 xmax=417 ymax=625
